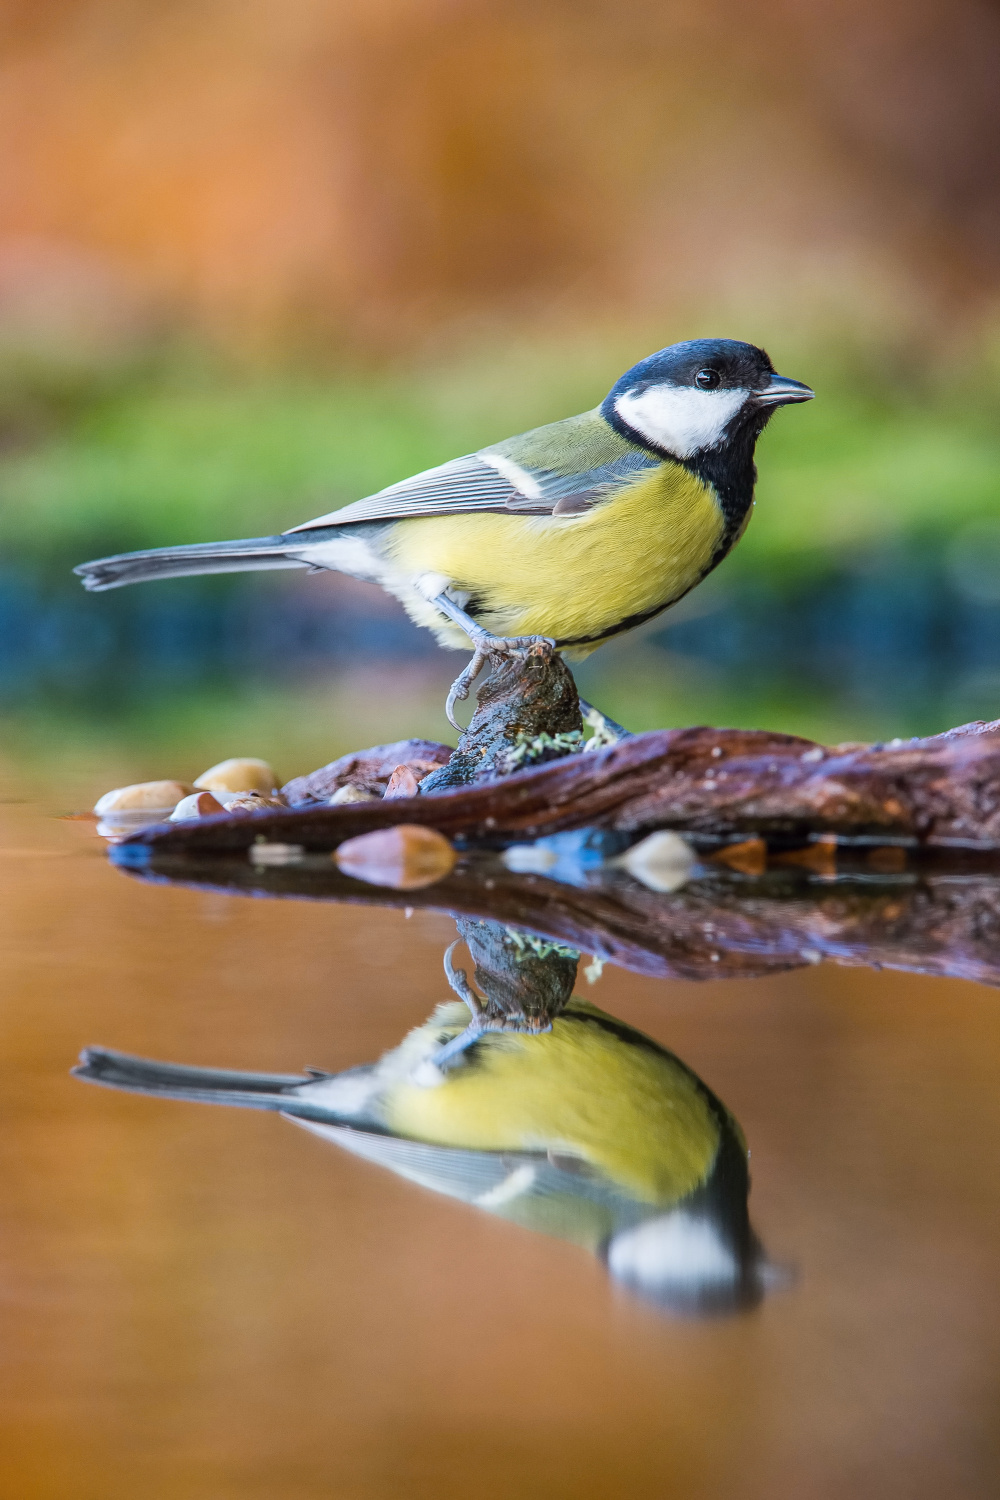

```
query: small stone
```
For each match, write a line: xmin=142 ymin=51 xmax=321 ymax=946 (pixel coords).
xmin=249 ymin=842 xmax=304 ymax=865
xmin=220 ymin=791 xmax=288 ymax=812
xmin=502 ymin=844 xmax=560 ymax=874
xmin=170 ymin=790 xmax=226 ymax=821
xmin=709 ymin=838 xmax=767 ymax=876
xmin=865 ymin=845 xmax=907 ymax=873
xmin=771 ymin=836 xmax=838 ymax=875
xmin=194 ymin=758 xmax=278 ymax=796
xmin=384 ymin=764 xmax=420 ymax=799
xmin=617 ymin=831 xmax=695 ymax=892
xmin=329 ymin=785 xmax=379 ymax=805
xmin=334 ymin=825 xmax=457 ymax=890
xmin=94 ymin=780 xmax=194 ymax=816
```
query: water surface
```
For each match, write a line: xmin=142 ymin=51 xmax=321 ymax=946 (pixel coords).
xmin=3 ymin=770 xmax=1000 ymax=1498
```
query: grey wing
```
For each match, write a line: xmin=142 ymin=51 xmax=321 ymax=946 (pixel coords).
xmin=286 ymin=454 xmax=524 ymax=531
xmin=290 ymin=1118 xmax=542 ymax=1204
xmin=289 ymin=1119 xmax=644 ymax=1218
xmin=285 ymin=449 xmax=659 ymax=533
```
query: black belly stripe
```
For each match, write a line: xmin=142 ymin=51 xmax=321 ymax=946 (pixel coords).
xmin=553 ymin=551 xmax=726 ymax=647
xmin=554 ymin=595 xmax=683 ymax=647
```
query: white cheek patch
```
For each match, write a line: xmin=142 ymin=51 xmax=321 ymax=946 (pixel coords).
xmin=615 ymin=384 xmax=748 ymax=458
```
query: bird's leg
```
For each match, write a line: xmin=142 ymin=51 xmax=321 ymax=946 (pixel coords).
xmin=577 ymin=697 xmax=632 ymax=747
xmin=432 ymin=939 xmax=490 ymax=1069
xmin=431 ymin=591 xmax=556 ymax=731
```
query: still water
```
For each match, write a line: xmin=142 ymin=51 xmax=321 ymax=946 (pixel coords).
xmin=3 ymin=764 xmax=1000 ymax=1498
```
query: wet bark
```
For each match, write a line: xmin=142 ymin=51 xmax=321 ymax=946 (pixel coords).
xmin=419 ymin=644 xmax=583 ymax=791
xmin=119 ymin=716 xmax=1000 ymax=856
xmin=115 ymin=643 xmax=1000 ymax=856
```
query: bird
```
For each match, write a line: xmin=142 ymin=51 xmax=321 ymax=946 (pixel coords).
xmin=74 ymin=991 xmax=774 ymax=1315
xmin=74 ymin=338 xmax=813 ymax=728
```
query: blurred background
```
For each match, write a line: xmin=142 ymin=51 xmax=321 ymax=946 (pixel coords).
xmin=4 ymin=0 xmax=1000 ymax=783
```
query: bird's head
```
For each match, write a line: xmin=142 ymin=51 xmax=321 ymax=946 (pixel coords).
xmin=602 ymin=338 xmax=813 ymax=460
xmin=603 ymin=1208 xmax=789 ymax=1317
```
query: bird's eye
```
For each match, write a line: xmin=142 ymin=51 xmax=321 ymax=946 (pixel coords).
xmin=695 ymin=369 xmax=722 ymax=390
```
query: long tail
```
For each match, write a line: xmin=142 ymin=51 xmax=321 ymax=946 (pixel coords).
xmin=74 ymin=534 xmax=317 ymax=592
xmin=73 ymin=1045 xmax=328 ymax=1111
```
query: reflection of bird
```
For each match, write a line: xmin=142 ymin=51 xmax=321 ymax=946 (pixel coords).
xmin=75 ymin=339 xmax=812 ymax=725
xmin=75 ymin=996 xmax=774 ymax=1315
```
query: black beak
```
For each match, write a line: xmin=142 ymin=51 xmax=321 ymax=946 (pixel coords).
xmin=755 ymin=374 xmax=814 ymax=406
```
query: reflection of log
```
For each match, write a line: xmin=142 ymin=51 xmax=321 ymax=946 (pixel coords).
xmin=121 ymin=717 xmax=1000 ymax=857
xmin=454 ymin=917 xmax=579 ymax=1030
xmin=121 ymin=852 xmax=1000 ymax=988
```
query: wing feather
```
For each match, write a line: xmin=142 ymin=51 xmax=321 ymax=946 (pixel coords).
xmin=290 ymin=1118 xmax=539 ymax=1203
xmin=285 ymin=436 xmax=659 ymax=533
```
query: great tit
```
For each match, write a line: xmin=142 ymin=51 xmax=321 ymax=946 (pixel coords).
xmin=75 ymin=338 xmax=812 ymax=726
xmin=75 ymin=968 xmax=773 ymax=1315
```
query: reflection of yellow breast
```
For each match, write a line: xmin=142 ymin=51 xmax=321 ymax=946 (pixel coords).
xmin=385 ymin=464 xmax=724 ymax=651
xmin=386 ymin=1001 xmax=722 ymax=1207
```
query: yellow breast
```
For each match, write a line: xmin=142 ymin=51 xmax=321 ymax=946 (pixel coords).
xmin=384 ymin=464 xmax=725 ymax=651
xmin=385 ymin=1005 xmax=721 ymax=1207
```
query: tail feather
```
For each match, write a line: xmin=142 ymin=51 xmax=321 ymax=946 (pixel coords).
xmin=73 ymin=1046 xmax=322 ymax=1111
xmin=74 ymin=535 xmax=313 ymax=592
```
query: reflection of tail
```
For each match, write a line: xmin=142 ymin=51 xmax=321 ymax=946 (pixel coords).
xmin=74 ymin=535 xmax=313 ymax=592
xmin=74 ymin=1046 xmax=324 ymax=1112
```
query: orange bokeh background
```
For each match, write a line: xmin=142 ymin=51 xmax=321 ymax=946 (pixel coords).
xmin=2 ymin=0 xmax=999 ymax=357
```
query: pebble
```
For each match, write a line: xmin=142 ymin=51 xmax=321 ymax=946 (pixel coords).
xmin=249 ymin=842 xmax=304 ymax=865
xmin=170 ymin=790 xmax=226 ymax=821
xmin=334 ymin=825 xmax=457 ymax=890
xmin=194 ymin=758 xmax=278 ymax=795
xmin=329 ymin=785 xmax=379 ymax=805
xmin=219 ymin=791 xmax=288 ymax=812
xmin=94 ymin=780 xmax=194 ymax=816
xmin=384 ymin=765 xmax=420 ymax=798
xmin=616 ymin=831 xmax=695 ymax=892
xmin=502 ymin=844 xmax=560 ymax=873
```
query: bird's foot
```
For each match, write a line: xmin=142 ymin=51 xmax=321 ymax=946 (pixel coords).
xmin=578 ymin=698 xmax=632 ymax=748
xmin=431 ymin=938 xmax=551 ymax=1070
xmin=430 ymin=1011 xmax=551 ymax=1073
xmin=445 ymin=631 xmax=556 ymax=731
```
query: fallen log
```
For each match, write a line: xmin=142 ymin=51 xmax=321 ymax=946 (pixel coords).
xmin=104 ymin=637 xmax=1000 ymax=858
xmin=117 ymin=715 xmax=1000 ymax=857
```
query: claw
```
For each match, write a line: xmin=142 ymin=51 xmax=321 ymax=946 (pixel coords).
xmin=443 ymin=939 xmax=484 ymax=1017
xmin=445 ymin=647 xmax=489 ymax=730
xmin=445 ymin=633 xmax=557 ymax=730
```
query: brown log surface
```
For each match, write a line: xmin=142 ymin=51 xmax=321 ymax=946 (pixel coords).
xmin=120 ymin=719 xmax=1000 ymax=857
xmin=281 ymin=738 xmax=452 ymax=804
